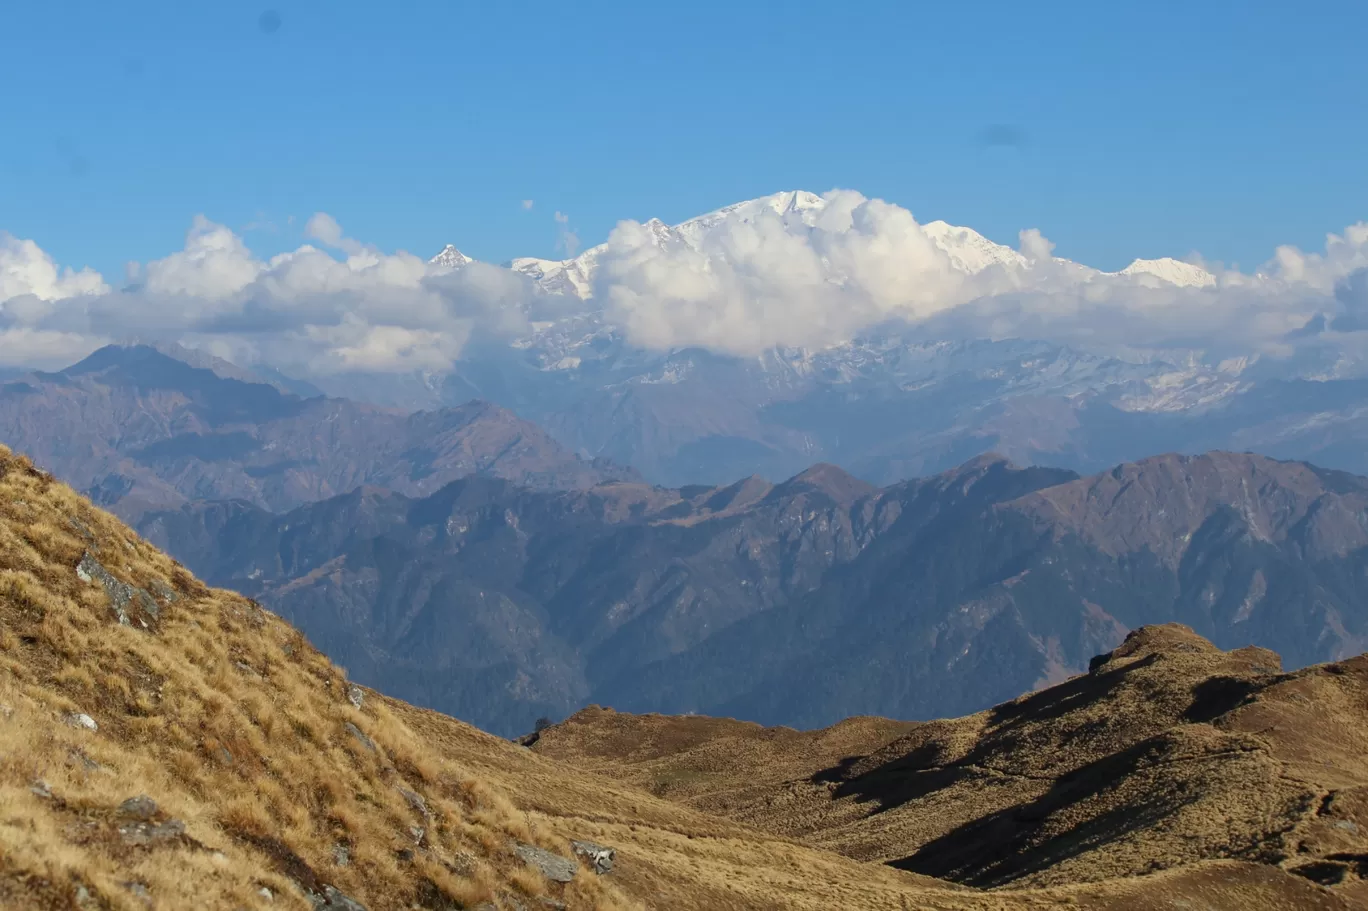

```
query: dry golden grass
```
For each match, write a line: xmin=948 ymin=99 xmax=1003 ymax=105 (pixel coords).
xmin=0 ymin=442 xmax=1357 ymax=911
xmin=0 ymin=446 xmax=632 ymax=910
xmin=534 ymin=627 xmax=1368 ymax=906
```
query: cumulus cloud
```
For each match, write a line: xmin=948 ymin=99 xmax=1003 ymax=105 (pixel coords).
xmin=596 ymin=191 xmax=976 ymax=353
xmin=554 ymin=211 xmax=580 ymax=257
xmin=2 ymin=194 xmax=1367 ymax=376
xmin=1 ymin=233 xmax=107 ymax=303
xmin=304 ymin=212 xmax=366 ymax=257
xmin=521 ymin=199 xmax=534 ymax=211
xmin=0 ymin=214 xmax=542 ymax=374
xmin=592 ymin=190 xmax=1368 ymax=356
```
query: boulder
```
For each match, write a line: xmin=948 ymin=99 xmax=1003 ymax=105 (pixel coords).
xmin=312 ymin=885 xmax=367 ymax=911
xmin=514 ymin=843 xmax=577 ymax=883
xmin=76 ymin=551 xmax=160 ymax=626
xmin=344 ymin=722 xmax=375 ymax=753
xmin=119 ymin=818 xmax=185 ymax=847
xmin=571 ymin=839 xmax=616 ymax=875
xmin=65 ymin=712 xmax=98 ymax=731
xmin=395 ymin=785 xmax=429 ymax=820
xmin=117 ymin=795 xmax=158 ymax=820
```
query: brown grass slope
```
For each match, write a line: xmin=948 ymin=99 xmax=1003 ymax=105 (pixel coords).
xmin=534 ymin=626 xmax=1368 ymax=905
xmin=0 ymin=443 xmax=1354 ymax=911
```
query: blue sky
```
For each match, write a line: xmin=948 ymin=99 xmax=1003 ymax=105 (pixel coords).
xmin=3 ymin=0 xmax=1366 ymax=279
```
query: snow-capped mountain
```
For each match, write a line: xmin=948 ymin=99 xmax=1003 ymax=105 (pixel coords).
xmin=430 ymin=244 xmax=474 ymax=269
xmin=311 ymin=190 xmax=1348 ymax=488
xmin=1119 ymin=257 xmax=1217 ymax=288
xmin=433 ymin=189 xmax=1219 ymax=298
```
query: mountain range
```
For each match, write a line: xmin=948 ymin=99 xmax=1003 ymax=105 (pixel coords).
xmin=265 ymin=190 xmax=1367 ymax=490
xmin=4 ymin=341 xmax=1368 ymax=744
xmin=5 ymin=448 xmax=1366 ymax=908
xmin=0 ymin=343 xmax=634 ymax=521
xmin=134 ymin=447 xmax=1368 ymax=738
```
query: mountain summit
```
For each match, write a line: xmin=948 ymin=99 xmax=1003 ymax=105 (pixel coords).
xmin=431 ymin=189 xmax=1219 ymax=294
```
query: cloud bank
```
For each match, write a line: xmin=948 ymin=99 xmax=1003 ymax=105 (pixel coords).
xmin=0 ymin=215 xmax=540 ymax=372
xmin=1 ymin=191 xmax=1366 ymax=375
xmin=593 ymin=190 xmax=1368 ymax=356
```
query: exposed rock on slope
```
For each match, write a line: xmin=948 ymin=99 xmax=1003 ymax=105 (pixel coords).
xmin=0 ymin=344 xmax=634 ymax=520
xmin=533 ymin=625 xmax=1368 ymax=903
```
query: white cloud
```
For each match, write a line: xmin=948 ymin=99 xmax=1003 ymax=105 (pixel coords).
xmin=554 ymin=210 xmax=580 ymax=257
xmin=143 ymin=215 xmax=261 ymax=298
xmin=304 ymin=212 xmax=365 ymax=257
xmin=0 ymin=215 xmax=541 ymax=374
xmin=1 ymin=195 xmax=1366 ymax=375
xmin=591 ymin=190 xmax=1368 ymax=356
xmin=522 ymin=199 xmax=534 ymax=211
xmin=0 ymin=233 xmax=107 ymax=303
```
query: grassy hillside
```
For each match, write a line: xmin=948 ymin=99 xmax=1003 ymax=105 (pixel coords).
xmin=534 ymin=627 xmax=1368 ymax=905
xmin=0 ymin=442 xmax=1357 ymax=910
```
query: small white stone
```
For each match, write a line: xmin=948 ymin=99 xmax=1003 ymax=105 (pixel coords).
xmin=65 ymin=712 xmax=98 ymax=731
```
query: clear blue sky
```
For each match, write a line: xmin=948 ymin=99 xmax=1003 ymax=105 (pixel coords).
xmin=3 ymin=1 xmax=1366 ymax=279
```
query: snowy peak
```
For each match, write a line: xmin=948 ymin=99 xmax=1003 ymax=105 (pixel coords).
xmin=430 ymin=244 xmax=473 ymax=269
xmin=922 ymin=220 xmax=1029 ymax=273
xmin=1119 ymin=257 xmax=1216 ymax=288
xmin=429 ymin=190 xmax=1225 ymax=300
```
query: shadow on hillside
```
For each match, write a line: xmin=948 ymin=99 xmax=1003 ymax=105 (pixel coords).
xmin=810 ymin=655 xmax=1159 ymax=816
xmin=887 ymin=737 xmax=1202 ymax=887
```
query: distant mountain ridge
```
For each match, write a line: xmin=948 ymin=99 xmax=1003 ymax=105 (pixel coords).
xmin=136 ymin=449 xmax=1368 ymax=737
xmin=3 ymin=440 xmax=1353 ymax=910
xmin=0 ymin=343 xmax=636 ymax=519
xmin=437 ymin=190 xmax=1217 ymax=294
xmin=269 ymin=191 xmax=1360 ymax=490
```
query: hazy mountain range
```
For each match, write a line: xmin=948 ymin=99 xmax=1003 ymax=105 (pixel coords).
xmin=4 ymin=339 xmax=1368 ymax=737
xmin=0 ymin=344 xmax=634 ymax=520
xmin=320 ymin=191 xmax=1368 ymax=487
xmin=136 ymin=448 xmax=1368 ymax=738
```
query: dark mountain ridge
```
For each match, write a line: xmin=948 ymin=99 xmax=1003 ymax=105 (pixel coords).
xmin=136 ymin=449 xmax=1368 ymax=737
xmin=0 ymin=344 xmax=637 ymax=519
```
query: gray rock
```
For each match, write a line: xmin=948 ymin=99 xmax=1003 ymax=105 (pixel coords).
xmin=570 ymin=839 xmax=616 ymax=875
xmin=121 ymin=881 xmax=153 ymax=905
xmin=258 ymin=886 xmax=275 ymax=902
xmin=119 ymin=818 xmax=185 ymax=846
xmin=514 ymin=843 xmax=577 ymax=883
xmin=76 ymin=551 xmax=160 ymax=625
xmin=312 ymin=885 xmax=368 ymax=911
xmin=1335 ymin=819 xmax=1360 ymax=833
xmin=396 ymin=785 xmax=429 ymax=820
xmin=70 ymin=747 xmax=110 ymax=774
xmin=347 ymin=684 xmax=365 ymax=710
xmin=29 ymin=779 xmax=52 ymax=799
xmin=65 ymin=711 xmax=98 ymax=731
xmin=333 ymin=843 xmax=351 ymax=867
xmin=73 ymin=883 xmax=98 ymax=910
xmin=117 ymin=795 xmax=158 ymax=820
xmin=344 ymin=722 xmax=375 ymax=753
